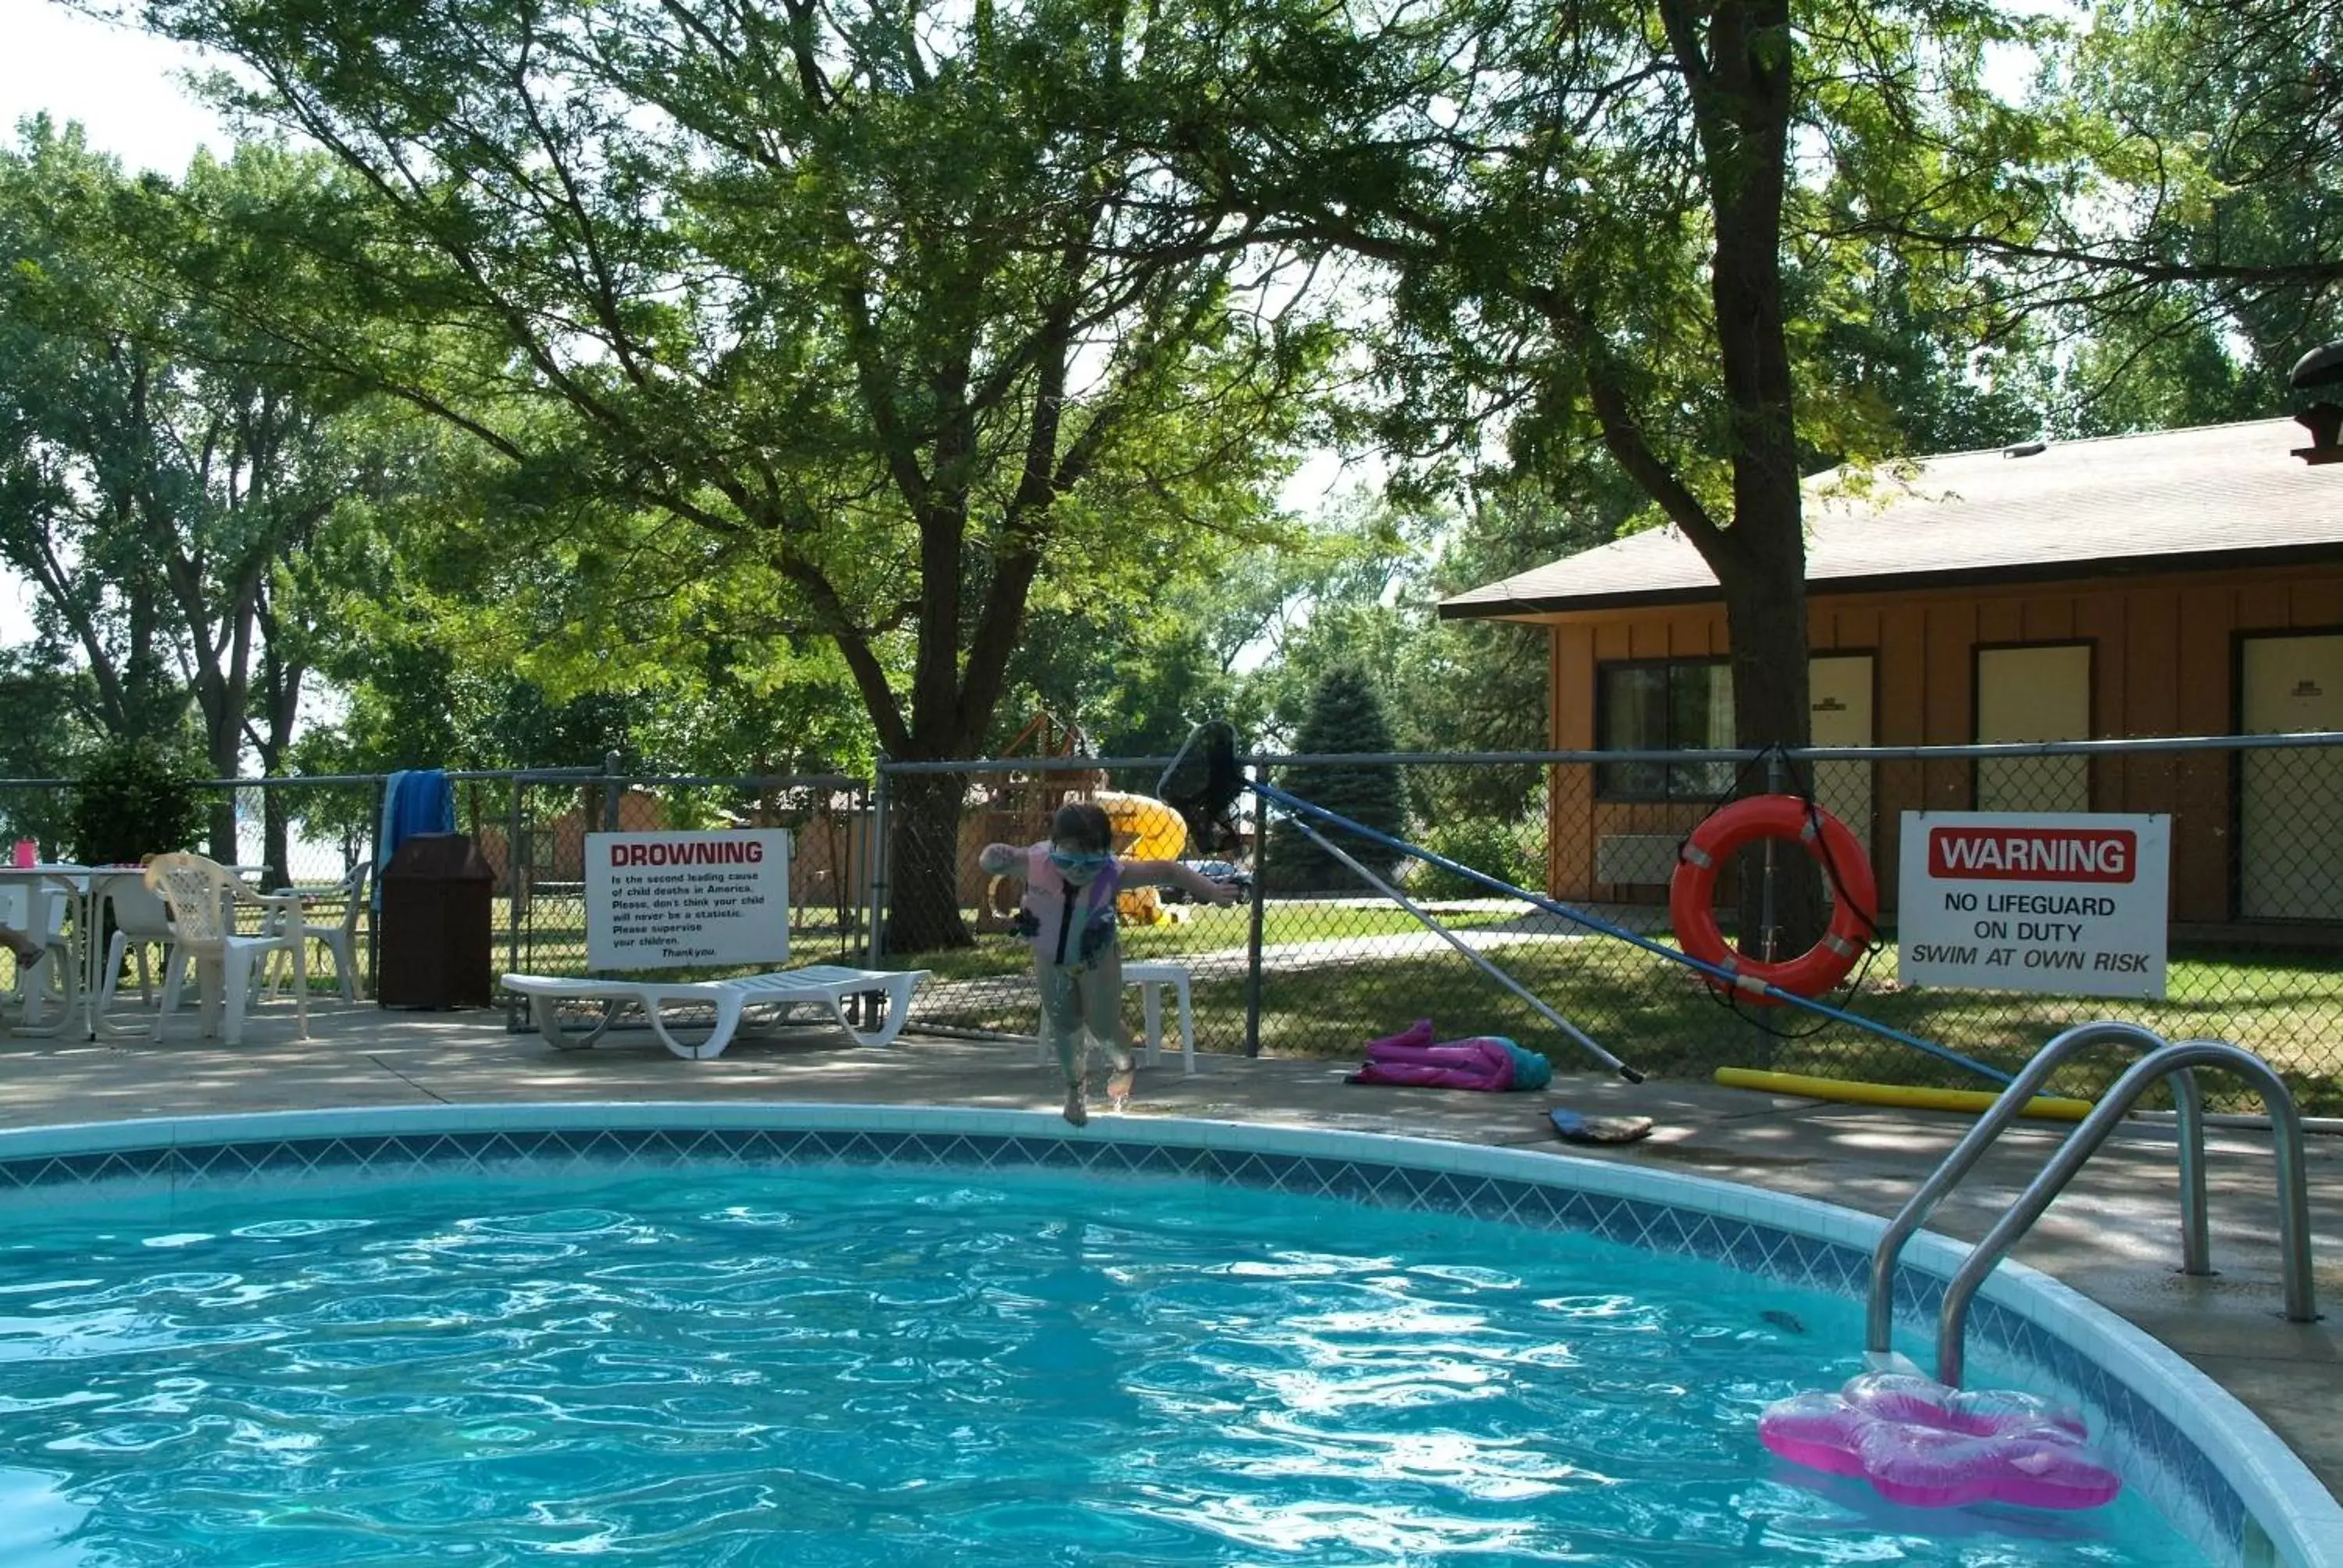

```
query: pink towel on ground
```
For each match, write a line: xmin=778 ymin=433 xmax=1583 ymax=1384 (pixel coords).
xmin=1348 ymin=1022 xmax=1517 ymax=1091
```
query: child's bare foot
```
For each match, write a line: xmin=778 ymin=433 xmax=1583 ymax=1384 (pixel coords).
xmin=1061 ymin=1083 xmax=1089 ymax=1127
xmin=1105 ymin=1060 xmax=1135 ymax=1111
xmin=1 ymin=928 xmax=43 ymax=967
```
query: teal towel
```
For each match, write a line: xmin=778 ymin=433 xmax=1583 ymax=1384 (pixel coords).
xmin=1503 ymin=1040 xmax=1552 ymax=1091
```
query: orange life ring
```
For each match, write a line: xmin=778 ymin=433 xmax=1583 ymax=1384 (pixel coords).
xmin=1668 ymin=794 xmax=1877 ymax=1006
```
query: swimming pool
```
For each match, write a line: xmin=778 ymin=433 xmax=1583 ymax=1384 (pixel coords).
xmin=0 ymin=1105 xmax=2332 ymax=1566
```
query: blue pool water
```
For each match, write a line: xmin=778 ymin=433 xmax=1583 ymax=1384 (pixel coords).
xmin=0 ymin=1165 xmax=2202 ymax=1566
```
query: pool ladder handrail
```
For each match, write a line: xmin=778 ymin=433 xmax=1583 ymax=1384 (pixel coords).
xmin=1864 ymin=1021 xmax=2320 ymax=1388
xmin=1865 ymin=1021 xmax=2190 ymax=1361
xmin=1934 ymin=1039 xmax=2319 ymax=1387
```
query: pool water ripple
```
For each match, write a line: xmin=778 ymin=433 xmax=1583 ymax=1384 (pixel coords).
xmin=0 ymin=1166 xmax=2205 ymax=1566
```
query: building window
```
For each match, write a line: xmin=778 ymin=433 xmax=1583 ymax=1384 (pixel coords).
xmin=2238 ymin=633 xmax=2343 ymax=919
xmin=1597 ymin=659 xmax=1735 ymax=800
xmin=1975 ymin=643 xmax=2092 ymax=811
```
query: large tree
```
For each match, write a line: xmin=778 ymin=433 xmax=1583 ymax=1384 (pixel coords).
xmin=135 ymin=0 xmax=1325 ymax=952
xmin=1166 ymin=0 xmax=2027 ymax=764
xmin=1259 ymin=663 xmax=1407 ymax=891
xmin=1138 ymin=0 xmax=2027 ymax=948
xmin=1860 ymin=0 xmax=2341 ymax=401
xmin=0 ymin=125 xmax=396 ymax=872
xmin=0 ymin=127 xmax=187 ymax=745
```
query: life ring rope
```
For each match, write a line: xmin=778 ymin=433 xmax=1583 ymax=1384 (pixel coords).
xmin=1667 ymin=793 xmax=1879 ymax=1008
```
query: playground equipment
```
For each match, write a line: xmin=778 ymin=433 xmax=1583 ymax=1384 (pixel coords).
xmin=1093 ymin=789 xmax=1187 ymax=926
xmin=973 ymin=713 xmax=1100 ymax=933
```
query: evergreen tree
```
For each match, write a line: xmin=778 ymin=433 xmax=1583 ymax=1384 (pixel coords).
xmin=1261 ymin=667 xmax=1407 ymax=893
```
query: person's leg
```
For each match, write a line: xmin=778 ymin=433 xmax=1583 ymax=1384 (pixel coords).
xmin=1075 ymin=947 xmax=1136 ymax=1107
xmin=0 ymin=924 xmax=41 ymax=968
xmin=1036 ymin=960 xmax=1089 ymax=1124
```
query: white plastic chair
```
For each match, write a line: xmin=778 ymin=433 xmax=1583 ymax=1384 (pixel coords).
xmin=1029 ymin=960 xmax=1196 ymax=1076
xmin=97 ymin=875 xmax=180 ymax=1014
xmin=266 ymin=861 xmax=370 ymax=1003
xmin=144 ymin=853 xmax=309 ymax=1045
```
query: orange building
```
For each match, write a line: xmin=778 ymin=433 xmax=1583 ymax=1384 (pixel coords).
xmin=1440 ymin=419 xmax=2343 ymax=934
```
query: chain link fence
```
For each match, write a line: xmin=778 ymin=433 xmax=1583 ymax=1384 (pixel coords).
xmin=2 ymin=774 xmax=387 ymax=996
xmin=483 ymin=770 xmax=872 ymax=989
xmin=0 ymin=767 xmax=870 ymax=1014
xmin=11 ymin=736 xmax=2341 ymax=1110
xmin=0 ymin=775 xmax=384 ymax=892
xmin=872 ymin=737 xmax=2343 ymax=1114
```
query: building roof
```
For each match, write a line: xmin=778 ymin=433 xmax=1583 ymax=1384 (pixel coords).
xmin=1439 ymin=418 xmax=2343 ymax=619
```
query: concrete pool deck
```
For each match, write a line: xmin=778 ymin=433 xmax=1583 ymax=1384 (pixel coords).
xmin=2 ymin=1000 xmax=2338 ymax=1505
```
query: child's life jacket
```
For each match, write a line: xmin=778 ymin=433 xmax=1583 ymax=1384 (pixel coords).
xmin=1014 ymin=842 xmax=1122 ymax=967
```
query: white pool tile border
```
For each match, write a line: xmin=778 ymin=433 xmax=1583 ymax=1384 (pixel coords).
xmin=0 ymin=1101 xmax=2331 ymax=1567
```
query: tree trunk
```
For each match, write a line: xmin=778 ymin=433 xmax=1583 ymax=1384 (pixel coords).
xmin=1721 ymin=533 xmax=1810 ymax=755
xmin=262 ymin=787 xmax=293 ymax=892
xmin=1682 ymin=0 xmax=1822 ymax=968
xmin=1720 ymin=556 xmax=1824 ymax=963
xmin=882 ymin=769 xmax=972 ymax=955
xmin=251 ymin=624 xmax=307 ymax=891
xmin=207 ymin=727 xmax=241 ymax=870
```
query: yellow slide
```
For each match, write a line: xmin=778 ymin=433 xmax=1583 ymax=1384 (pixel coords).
xmin=1714 ymin=1067 xmax=2095 ymax=1122
xmin=1093 ymin=789 xmax=1188 ymax=925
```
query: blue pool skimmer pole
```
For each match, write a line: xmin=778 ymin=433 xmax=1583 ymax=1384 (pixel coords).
xmin=1251 ymin=779 xmax=2014 ymax=1089
xmin=1271 ymin=803 xmax=1635 ymax=1078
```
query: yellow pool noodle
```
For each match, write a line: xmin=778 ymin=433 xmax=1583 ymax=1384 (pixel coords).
xmin=1714 ymin=1067 xmax=2095 ymax=1123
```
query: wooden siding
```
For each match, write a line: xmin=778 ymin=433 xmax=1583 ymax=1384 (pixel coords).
xmin=1541 ymin=561 xmax=2343 ymax=925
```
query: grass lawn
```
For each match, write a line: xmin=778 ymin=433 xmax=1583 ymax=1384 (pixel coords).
xmin=894 ymin=910 xmax=2343 ymax=1114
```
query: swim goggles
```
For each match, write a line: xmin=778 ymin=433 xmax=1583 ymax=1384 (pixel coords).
xmin=1048 ymin=848 xmax=1112 ymax=874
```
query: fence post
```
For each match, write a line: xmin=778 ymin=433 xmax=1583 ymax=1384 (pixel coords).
xmin=602 ymin=751 xmax=623 ymax=831
xmin=1243 ymin=757 xmax=1269 ymax=1058
xmin=1760 ymin=747 xmax=1788 ymax=963
xmin=868 ymin=760 xmax=891 ymax=968
xmin=505 ymin=776 xmax=523 ymax=1009
xmin=368 ymin=773 xmax=388 ymax=998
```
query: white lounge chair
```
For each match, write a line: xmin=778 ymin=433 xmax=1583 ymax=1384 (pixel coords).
xmin=501 ymin=964 xmax=930 ymax=1060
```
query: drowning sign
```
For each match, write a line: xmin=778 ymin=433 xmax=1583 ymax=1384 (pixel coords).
xmin=586 ymin=829 xmax=790 ymax=970
xmin=1896 ymin=812 xmax=2170 ymax=1000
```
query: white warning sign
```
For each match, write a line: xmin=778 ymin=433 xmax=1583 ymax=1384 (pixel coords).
xmin=1897 ymin=813 xmax=2169 ymax=1000
xmin=586 ymin=830 xmax=790 ymax=970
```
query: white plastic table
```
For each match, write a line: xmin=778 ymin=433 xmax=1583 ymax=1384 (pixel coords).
xmin=0 ymin=864 xmax=153 ymax=1040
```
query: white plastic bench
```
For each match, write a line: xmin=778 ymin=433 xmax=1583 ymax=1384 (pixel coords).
xmin=503 ymin=964 xmax=930 ymax=1061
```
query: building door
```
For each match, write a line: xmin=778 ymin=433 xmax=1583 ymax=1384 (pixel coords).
xmin=1809 ymin=654 xmax=1874 ymax=855
xmin=2240 ymin=633 xmax=2343 ymax=919
xmin=1976 ymin=643 xmax=2092 ymax=811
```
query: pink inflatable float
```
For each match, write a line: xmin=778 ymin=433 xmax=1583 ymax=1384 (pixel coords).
xmin=1760 ymin=1372 xmax=2122 ymax=1510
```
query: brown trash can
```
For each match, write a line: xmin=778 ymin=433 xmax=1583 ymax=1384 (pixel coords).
xmin=377 ymin=832 xmax=495 ymax=1008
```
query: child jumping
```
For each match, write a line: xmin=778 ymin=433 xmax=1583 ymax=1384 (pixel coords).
xmin=979 ymin=801 xmax=1239 ymax=1125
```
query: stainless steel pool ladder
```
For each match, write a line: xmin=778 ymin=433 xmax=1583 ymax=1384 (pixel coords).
xmin=1863 ymin=1020 xmax=2320 ymax=1388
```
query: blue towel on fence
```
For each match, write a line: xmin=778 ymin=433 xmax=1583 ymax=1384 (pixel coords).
xmin=373 ymin=769 xmax=456 ymax=909
xmin=373 ymin=772 xmax=406 ymax=911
